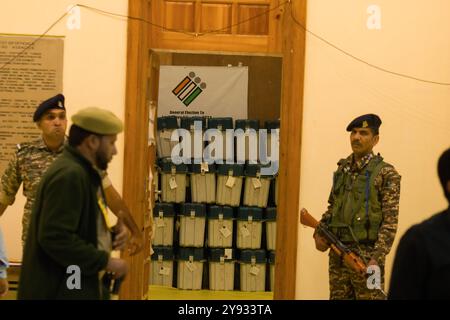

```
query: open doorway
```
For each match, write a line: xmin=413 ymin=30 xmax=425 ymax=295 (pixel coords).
xmin=147 ymin=49 xmax=282 ymax=298
xmin=122 ymin=0 xmax=306 ymax=300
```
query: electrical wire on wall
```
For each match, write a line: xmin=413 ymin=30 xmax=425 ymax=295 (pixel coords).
xmin=288 ymin=5 xmax=450 ymax=86
xmin=1 ymin=0 xmax=450 ymax=87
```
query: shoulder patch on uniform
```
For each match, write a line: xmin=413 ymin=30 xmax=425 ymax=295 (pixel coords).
xmin=16 ymin=141 xmax=33 ymax=152
xmin=384 ymin=163 xmax=394 ymax=169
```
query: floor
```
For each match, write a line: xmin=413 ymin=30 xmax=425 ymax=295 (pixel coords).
xmin=1 ymin=286 xmax=273 ymax=300
xmin=1 ymin=263 xmax=273 ymax=300
xmin=148 ymin=285 xmax=273 ymax=300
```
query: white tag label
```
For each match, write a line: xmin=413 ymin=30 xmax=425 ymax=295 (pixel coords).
xmin=224 ymin=248 xmax=233 ymax=260
xmin=220 ymin=226 xmax=232 ymax=238
xmin=250 ymin=266 xmax=260 ymax=276
xmin=161 ymin=130 xmax=172 ymax=140
xmin=200 ymin=162 xmax=209 ymax=173
xmin=241 ymin=225 xmax=250 ymax=238
xmin=225 ymin=176 xmax=236 ymax=188
xmin=169 ymin=176 xmax=178 ymax=189
xmin=156 ymin=217 xmax=166 ymax=228
xmin=252 ymin=177 xmax=262 ymax=189
xmin=185 ymin=261 xmax=197 ymax=272
xmin=159 ymin=266 xmax=171 ymax=276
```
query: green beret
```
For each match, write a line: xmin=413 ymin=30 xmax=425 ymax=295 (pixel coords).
xmin=71 ymin=107 xmax=123 ymax=135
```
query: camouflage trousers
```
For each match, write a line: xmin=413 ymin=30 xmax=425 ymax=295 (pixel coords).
xmin=329 ymin=244 xmax=386 ymax=300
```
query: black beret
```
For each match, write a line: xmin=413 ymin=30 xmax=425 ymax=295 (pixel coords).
xmin=346 ymin=114 xmax=382 ymax=132
xmin=33 ymin=94 xmax=66 ymax=122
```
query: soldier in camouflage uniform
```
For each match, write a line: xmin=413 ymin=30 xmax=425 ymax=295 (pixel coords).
xmin=0 ymin=94 xmax=143 ymax=254
xmin=0 ymin=94 xmax=67 ymax=246
xmin=314 ymin=114 xmax=401 ymax=300
xmin=1 ymin=136 xmax=65 ymax=245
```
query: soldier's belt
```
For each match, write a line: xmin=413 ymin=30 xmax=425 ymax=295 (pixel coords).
xmin=340 ymin=240 xmax=375 ymax=245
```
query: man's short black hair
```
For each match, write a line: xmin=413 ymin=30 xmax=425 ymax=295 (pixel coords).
xmin=68 ymin=124 xmax=100 ymax=147
xmin=437 ymin=148 xmax=450 ymax=202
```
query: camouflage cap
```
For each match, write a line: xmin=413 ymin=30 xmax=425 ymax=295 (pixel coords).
xmin=33 ymin=93 xmax=66 ymax=122
xmin=346 ymin=114 xmax=382 ymax=132
xmin=71 ymin=107 xmax=123 ymax=135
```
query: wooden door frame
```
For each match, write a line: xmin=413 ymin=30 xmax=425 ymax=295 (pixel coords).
xmin=123 ymin=0 xmax=306 ymax=300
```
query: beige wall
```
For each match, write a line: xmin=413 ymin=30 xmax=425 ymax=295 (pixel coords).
xmin=1 ymin=0 xmax=449 ymax=300
xmin=297 ymin=0 xmax=450 ymax=299
xmin=0 ymin=0 xmax=128 ymax=260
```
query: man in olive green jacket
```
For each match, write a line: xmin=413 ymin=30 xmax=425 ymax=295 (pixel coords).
xmin=0 ymin=94 xmax=143 ymax=254
xmin=18 ymin=107 xmax=127 ymax=299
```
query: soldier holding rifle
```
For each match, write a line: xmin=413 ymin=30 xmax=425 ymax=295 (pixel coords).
xmin=303 ymin=114 xmax=401 ymax=300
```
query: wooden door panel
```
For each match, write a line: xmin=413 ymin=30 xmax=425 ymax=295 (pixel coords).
xmin=164 ymin=1 xmax=196 ymax=32
xmin=151 ymin=0 xmax=278 ymax=53
xmin=200 ymin=3 xmax=233 ymax=33
xmin=237 ymin=4 xmax=270 ymax=35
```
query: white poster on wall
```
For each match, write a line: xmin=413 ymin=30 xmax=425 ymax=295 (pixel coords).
xmin=158 ymin=66 xmax=248 ymax=119
xmin=0 ymin=34 xmax=64 ymax=175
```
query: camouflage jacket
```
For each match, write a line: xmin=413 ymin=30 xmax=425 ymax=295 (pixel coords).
xmin=0 ymin=136 xmax=65 ymax=244
xmin=320 ymin=152 xmax=401 ymax=262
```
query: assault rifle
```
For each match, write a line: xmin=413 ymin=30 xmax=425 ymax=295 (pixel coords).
xmin=300 ymin=208 xmax=367 ymax=276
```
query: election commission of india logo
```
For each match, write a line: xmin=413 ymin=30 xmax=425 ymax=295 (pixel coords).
xmin=172 ymin=71 xmax=207 ymax=106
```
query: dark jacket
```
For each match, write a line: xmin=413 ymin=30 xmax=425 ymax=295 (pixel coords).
xmin=388 ymin=206 xmax=450 ymax=299
xmin=18 ymin=145 xmax=109 ymax=299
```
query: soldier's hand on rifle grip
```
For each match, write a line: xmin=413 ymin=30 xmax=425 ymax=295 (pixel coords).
xmin=313 ymin=229 xmax=330 ymax=252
